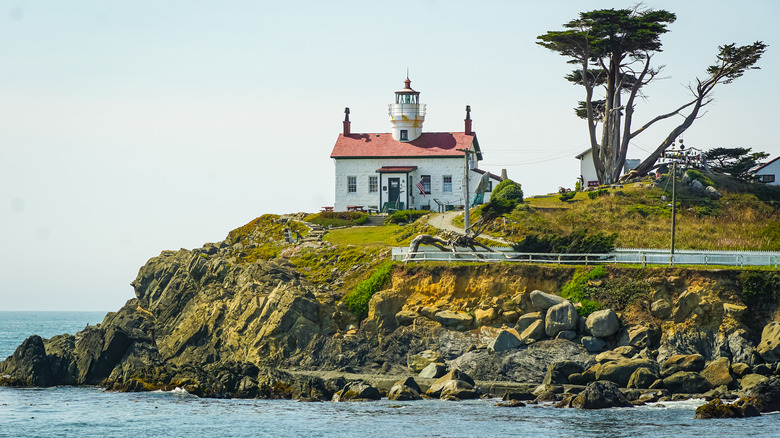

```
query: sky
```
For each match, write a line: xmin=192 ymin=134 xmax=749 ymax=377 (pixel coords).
xmin=2 ymin=0 xmax=779 ymax=311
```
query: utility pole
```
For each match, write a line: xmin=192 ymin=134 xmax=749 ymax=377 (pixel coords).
xmin=456 ymin=148 xmax=474 ymax=232
xmin=670 ymin=160 xmax=677 ymax=264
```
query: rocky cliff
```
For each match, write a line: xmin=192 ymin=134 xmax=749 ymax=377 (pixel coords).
xmin=2 ymin=215 xmax=779 ymax=403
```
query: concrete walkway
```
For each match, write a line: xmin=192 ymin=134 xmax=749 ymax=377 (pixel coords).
xmin=427 ymin=212 xmax=513 ymax=246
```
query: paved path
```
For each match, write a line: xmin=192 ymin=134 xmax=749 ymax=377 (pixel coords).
xmin=427 ymin=212 xmax=513 ymax=246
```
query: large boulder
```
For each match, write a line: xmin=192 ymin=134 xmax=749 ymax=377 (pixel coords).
xmin=518 ymin=320 xmax=546 ymax=344
xmin=530 ymin=290 xmax=566 ymax=312
xmin=545 ymin=300 xmax=578 ymax=338
xmin=740 ymin=374 xmax=769 ymax=392
xmin=618 ymin=325 xmax=660 ymax=350
xmin=488 ymin=329 xmax=522 ymax=352
xmin=586 ymin=309 xmax=619 ymax=338
xmin=663 ymin=371 xmax=712 ymax=394
xmin=542 ymin=361 xmax=584 ymax=385
xmin=694 ymin=398 xmax=760 ymax=419
xmin=407 ymin=350 xmax=443 ymax=373
xmin=627 ymin=367 xmax=660 ymax=389
xmin=756 ymin=322 xmax=780 ymax=363
xmin=387 ymin=377 xmax=422 ymax=401
xmin=434 ymin=310 xmax=474 ymax=329
xmin=744 ymin=376 xmax=780 ymax=412
xmin=426 ymin=369 xmax=477 ymax=400
xmin=596 ymin=359 xmax=659 ymax=388
xmin=418 ymin=362 xmax=447 ymax=379
xmin=671 ymin=291 xmax=699 ymax=323
xmin=581 ymin=336 xmax=607 ymax=352
xmin=728 ymin=329 xmax=760 ymax=366
xmin=367 ymin=290 xmax=406 ymax=332
xmin=515 ymin=312 xmax=543 ymax=333
xmin=650 ymin=299 xmax=672 ymax=319
xmin=661 ymin=354 xmax=705 ymax=377
xmin=332 ymin=381 xmax=381 ymax=402
xmin=569 ymin=381 xmax=633 ymax=409
xmin=701 ymin=357 xmax=734 ymax=388
xmin=0 ymin=335 xmax=56 ymax=386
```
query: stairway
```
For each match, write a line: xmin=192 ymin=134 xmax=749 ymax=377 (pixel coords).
xmin=364 ymin=214 xmax=387 ymax=226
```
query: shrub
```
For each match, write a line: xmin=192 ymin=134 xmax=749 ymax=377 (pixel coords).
xmin=512 ymin=230 xmax=617 ymax=254
xmin=587 ymin=189 xmax=609 ymax=199
xmin=738 ymin=271 xmax=780 ymax=310
xmin=341 ymin=261 xmax=393 ymax=319
xmin=559 ymin=192 xmax=576 ymax=202
xmin=561 ymin=266 xmax=607 ymax=302
xmin=492 ymin=179 xmax=524 ymax=203
xmin=685 ymin=169 xmax=715 ymax=188
xmin=305 ymin=211 xmax=368 ymax=227
xmin=578 ymin=299 xmax=602 ymax=317
xmin=386 ymin=209 xmax=429 ymax=224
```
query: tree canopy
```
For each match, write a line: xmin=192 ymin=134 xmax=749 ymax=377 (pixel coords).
xmin=537 ymin=7 xmax=767 ymax=184
xmin=705 ymin=147 xmax=769 ymax=181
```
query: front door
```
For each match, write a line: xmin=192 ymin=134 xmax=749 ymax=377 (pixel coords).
xmin=388 ymin=178 xmax=400 ymax=206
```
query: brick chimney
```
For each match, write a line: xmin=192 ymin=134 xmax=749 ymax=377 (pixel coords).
xmin=464 ymin=105 xmax=472 ymax=135
xmin=343 ymin=107 xmax=351 ymax=136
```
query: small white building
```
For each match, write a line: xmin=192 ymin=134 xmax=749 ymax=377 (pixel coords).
xmin=330 ymin=78 xmax=501 ymax=212
xmin=575 ymin=148 xmax=640 ymax=188
xmin=755 ymin=156 xmax=780 ymax=185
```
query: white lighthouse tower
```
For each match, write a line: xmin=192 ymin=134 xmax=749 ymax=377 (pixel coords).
xmin=388 ymin=77 xmax=426 ymax=142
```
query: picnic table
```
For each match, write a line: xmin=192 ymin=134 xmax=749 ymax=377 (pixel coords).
xmin=346 ymin=205 xmax=365 ymax=212
xmin=321 ymin=206 xmax=334 ymax=212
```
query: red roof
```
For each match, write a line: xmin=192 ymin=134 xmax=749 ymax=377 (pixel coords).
xmin=331 ymin=132 xmax=481 ymax=159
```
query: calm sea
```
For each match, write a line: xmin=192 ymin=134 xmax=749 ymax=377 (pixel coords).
xmin=2 ymin=311 xmax=779 ymax=437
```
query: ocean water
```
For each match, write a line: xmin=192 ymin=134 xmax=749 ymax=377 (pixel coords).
xmin=2 ymin=312 xmax=780 ymax=437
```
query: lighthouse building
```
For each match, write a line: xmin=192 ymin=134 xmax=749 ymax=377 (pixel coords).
xmin=330 ymin=78 xmax=501 ymax=212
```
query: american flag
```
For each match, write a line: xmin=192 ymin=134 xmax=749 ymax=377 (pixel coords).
xmin=416 ymin=178 xmax=426 ymax=197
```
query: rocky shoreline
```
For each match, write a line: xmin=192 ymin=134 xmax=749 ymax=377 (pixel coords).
xmin=2 ymin=217 xmax=780 ymax=418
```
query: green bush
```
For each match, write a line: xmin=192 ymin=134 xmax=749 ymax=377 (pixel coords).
xmin=587 ymin=189 xmax=609 ymax=199
xmin=559 ymin=192 xmax=576 ymax=202
xmin=512 ymin=230 xmax=617 ymax=254
xmin=578 ymin=299 xmax=602 ymax=317
xmin=306 ymin=211 xmax=368 ymax=227
xmin=341 ymin=261 xmax=393 ymax=319
xmin=685 ymin=169 xmax=715 ymax=187
xmin=386 ymin=209 xmax=429 ymax=224
xmin=738 ymin=271 xmax=780 ymax=310
xmin=561 ymin=266 xmax=607 ymax=302
xmin=492 ymin=179 xmax=524 ymax=203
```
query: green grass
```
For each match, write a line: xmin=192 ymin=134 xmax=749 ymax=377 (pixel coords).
xmin=341 ymin=261 xmax=393 ymax=319
xmin=324 ymin=224 xmax=406 ymax=247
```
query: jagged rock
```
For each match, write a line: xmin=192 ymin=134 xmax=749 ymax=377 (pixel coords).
xmin=488 ymin=329 xmax=522 ymax=352
xmin=581 ymin=336 xmax=607 ymax=352
xmin=545 ymin=300 xmax=577 ymax=338
xmin=671 ymin=291 xmax=699 ymax=323
xmin=701 ymin=357 xmax=734 ymax=388
xmin=627 ymin=367 xmax=660 ymax=389
xmin=395 ymin=310 xmax=417 ymax=326
xmin=661 ymin=354 xmax=705 ymax=377
xmin=407 ymin=350 xmax=443 ymax=373
xmin=728 ymin=330 xmax=759 ymax=366
xmin=426 ymin=369 xmax=476 ymax=399
xmin=756 ymin=322 xmax=780 ymax=363
xmin=543 ymin=361 xmax=584 ymax=385
xmin=434 ymin=310 xmax=473 ymax=329
xmin=518 ymin=320 xmax=546 ymax=344
xmin=745 ymin=376 xmax=780 ymax=412
xmin=663 ymin=371 xmax=712 ymax=394
xmin=332 ymin=381 xmax=381 ymax=402
xmin=530 ymin=290 xmax=566 ymax=312
xmin=515 ymin=312 xmax=543 ymax=333
xmin=367 ymin=290 xmax=405 ymax=332
xmin=495 ymin=400 xmax=526 ymax=407
xmin=419 ymin=362 xmax=447 ymax=379
xmin=753 ymin=364 xmax=772 ymax=375
xmin=619 ymin=325 xmax=660 ymax=350
xmin=474 ymin=308 xmax=498 ymax=326
xmin=650 ymin=299 xmax=672 ymax=319
xmin=568 ymin=381 xmax=633 ymax=409
xmin=291 ymin=375 xmax=331 ymax=401
xmin=596 ymin=359 xmax=659 ymax=388
xmin=0 ymin=336 xmax=55 ymax=386
xmin=586 ymin=309 xmax=619 ymax=338
xmin=502 ymin=390 xmax=535 ymax=401
xmin=740 ymin=374 xmax=769 ymax=391
xmin=387 ymin=377 xmax=422 ymax=401
xmin=722 ymin=303 xmax=747 ymax=319
xmin=595 ymin=348 xmax=635 ymax=363
xmin=555 ymin=330 xmax=576 ymax=341
xmin=694 ymin=398 xmax=760 ymax=419
xmin=732 ymin=362 xmax=751 ymax=377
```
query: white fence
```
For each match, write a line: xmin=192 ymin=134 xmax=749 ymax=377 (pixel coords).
xmin=391 ymin=246 xmax=780 ymax=268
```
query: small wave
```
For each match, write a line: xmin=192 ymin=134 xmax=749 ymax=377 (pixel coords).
xmin=151 ymin=387 xmax=198 ymax=397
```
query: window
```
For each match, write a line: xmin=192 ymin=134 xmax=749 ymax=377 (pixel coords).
xmin=400 ymin=130 xmax=408 ymax=141
xmin=369 ymin=176 xmax=378 ymax=192
xmin=420 ymin=175 xmax=431 ymax=194
xmin=487 ymin=181 xmax=493 ymax=192
xmin=761 ymin=174 xmax=776 ymax=183
xmin=347 ymin=176 xmax=357 ymax=193
xmin=442 ymin=175 xmax=452 ymax=192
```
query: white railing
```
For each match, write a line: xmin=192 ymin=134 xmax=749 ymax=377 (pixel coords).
xmin=391 ymin=247 xmax=780 ymax=268
xmin=388 ymin=103 xmax=427 ymax=118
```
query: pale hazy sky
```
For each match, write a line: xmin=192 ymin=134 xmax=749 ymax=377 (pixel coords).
xmin=2 ymin=0 xmax=779 ymax=310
